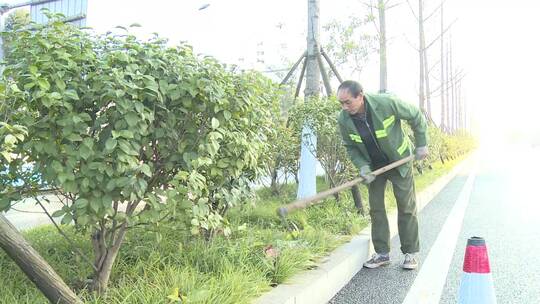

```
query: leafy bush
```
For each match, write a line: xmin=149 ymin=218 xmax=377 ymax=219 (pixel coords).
xmin=287 ymin=97 xmax=356 ymax=189
xmin=1 ymin=13 xmax=280 ymax=293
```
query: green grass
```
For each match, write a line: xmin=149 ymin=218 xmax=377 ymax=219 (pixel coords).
xmin=0 ymin=155 xmax=466 ymax=303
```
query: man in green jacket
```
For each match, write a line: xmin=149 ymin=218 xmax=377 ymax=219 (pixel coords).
xmin=337 ymin=80 xmax=428 ymax=270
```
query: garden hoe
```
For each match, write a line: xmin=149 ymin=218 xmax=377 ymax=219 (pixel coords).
xmin=277 ymin=155 xmax=415 ymax=231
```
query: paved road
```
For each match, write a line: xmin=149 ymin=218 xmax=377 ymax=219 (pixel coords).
xmin=330 ymin=144 xmax=540 ymax=304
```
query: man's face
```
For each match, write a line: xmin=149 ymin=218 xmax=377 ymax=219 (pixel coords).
xmin=337 ymin=89 xmax=364 ymax=115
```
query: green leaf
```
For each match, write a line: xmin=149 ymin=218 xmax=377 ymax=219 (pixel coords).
xmin=7 ymin=83 xmax=20 ymax=92
xmin=79 ymin=145 xmax=91 ymax=160
xmin=61 ymin=213 xmax=73 ymax=225
xmin=134 ymin=102 xmax=144 ymax=113
xmin=51 ymin=209 xmax=65 ymax=217
xmin=50 ymin=92 xmax=62 ymax=100
xmin=72 ymin=115 xmax=83 ymax=124
xmin=74 ymin=198 xmax=89 ymax=209
xmin=64 ymin=89 xmax=79 ymax=100
xmin=38 ymin=79 xmax=50 ymax=91
xmin=1 ymin=151 xmax=13 ymax=162
xmin=116 ymin=177 xmax=130 ymax=187
xmin=66 ymin=133 xmax=83 ymax=141
xmin=23 ymin=82 xmax=36 ymax=90
xmin=211 ymin=117 xmax=219 ymax=129
xmin=106 ymin=179 xmax=116 ymax=191
xmin=82 ymin=178 xmax=90 ymax=189
xmin=89 ymin=200 xmax=100 ymax=213
xmin=125 ymin=112 xmax=139 ymax=127
xmin=140 ymin=164 xmax=152 ymax=177
xmin=223 ymin=110 xmax=232 ymax=120
xmin=112 ymin=130 xmax=134 ymax=139
xmin=137 ymin=178 xmax=148 ymax=193
xmin=51 ymin=160 xmax=63 ymax=173
xmin=55 ymin=79 xmax=66 ymax=91
xmin=119 ymin=140 xmax=138 ymax=156
xmin=77 ymin=215 xmax=89 ymax=225
xmin=0 ymin=198 xmax=10 ymax=211
xmin=115 ymin=90 xmax=125 ymax=98
xmin=102 ymin=195 xmax=113 ymax=207
xmin=4 ymin=134 xmax=17 ymax=145
xmin=105 ymin=138 xmax=117 ymax=151
xmin=117 ymin=52 xmax=129 ymax=62
xmin=83 ymin=138 xmax=94 ymax=148
xmin=58 ymin=173 xmax=68 ymax=184
xmin=29 ymin=65 xmax=38 ymax=75
xmin=65 ymin=181 xmax=78 ymax=193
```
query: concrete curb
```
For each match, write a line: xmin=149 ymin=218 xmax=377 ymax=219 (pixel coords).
xmin=254 ymin=156 xmax=473 ymax=304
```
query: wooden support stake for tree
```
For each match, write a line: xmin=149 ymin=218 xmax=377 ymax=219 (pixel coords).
xmin=280 ymin=51 xmax=307 ymax=85
xmin=316 ymin=50 xmax=333 ymax=96
xmin=295 ymin=56 xmax=308 ymax=98
xmin=350 ymin=185 xmax=364 ymax=216
xmin=320 ymin=48 xmax=343 ymax=83
xmin=0 ymin=214 xmax=83 ymax=304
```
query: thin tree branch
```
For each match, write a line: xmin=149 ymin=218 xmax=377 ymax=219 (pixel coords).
xmin=424 ymin=0 xmax=447 ymax=22
xmin=428 ymin=70 xmax=466 ymax=95
xmin=8 ymin=208 xmax=47 ymax=214
xmin=35 ymin=196 xmax=98 ymax=272
xmin=402 ymin=33 xmax=419 ymax=51
xmin=425 ymin=19 xmax=457 ymax=50
xmin=386 ymin=3 xmax=401 ymax=9
xmin=405 ymin=0 xmax=418 ymax=21
xmin=428 ymin=59 xmax=441 ymax=74
xmin=361 ymin=1 xmax=381 ymax=37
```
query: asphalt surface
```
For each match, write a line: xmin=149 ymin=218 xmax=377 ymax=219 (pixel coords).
xmin=330 ymin=144 xmax=540 ymax=304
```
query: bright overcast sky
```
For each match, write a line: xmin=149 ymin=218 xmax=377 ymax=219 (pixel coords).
xmin=3 ymin=0 xmax=540 ymax=143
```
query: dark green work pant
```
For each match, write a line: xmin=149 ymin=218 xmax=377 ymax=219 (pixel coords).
xmin=368 ymin=165 xmax=419 ymax=254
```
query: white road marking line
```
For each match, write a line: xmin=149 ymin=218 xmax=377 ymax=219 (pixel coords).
xmin=402 ymin=164 xmax=478 ymax=304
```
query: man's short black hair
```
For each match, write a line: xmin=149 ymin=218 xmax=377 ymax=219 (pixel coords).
xmin=338 ymin=80 xmax=363 ymax=98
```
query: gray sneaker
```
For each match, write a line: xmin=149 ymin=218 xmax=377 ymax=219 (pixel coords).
xmin=363 ymin=253 xmax=390 ymax=269
xmin=401 ymin=253 xmax=418 ymax=270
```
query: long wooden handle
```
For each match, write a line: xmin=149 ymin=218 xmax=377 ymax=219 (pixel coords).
xmin=277 ymin=155 xmax=415 ymax=217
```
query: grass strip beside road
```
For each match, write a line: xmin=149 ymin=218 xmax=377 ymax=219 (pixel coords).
xmin=0 ymin=157 xmax=464 ymax=304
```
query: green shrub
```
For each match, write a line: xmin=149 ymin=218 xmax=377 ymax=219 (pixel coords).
xmin=1 ymin=12 xmax=280 ymax=293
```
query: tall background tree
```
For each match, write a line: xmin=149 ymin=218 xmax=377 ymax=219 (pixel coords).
xmin=363 ymin=0 xmax=400 ymax=93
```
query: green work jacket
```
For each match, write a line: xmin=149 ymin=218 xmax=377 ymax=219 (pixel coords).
xmin=338 ymin=93 xmax=427 ymax=177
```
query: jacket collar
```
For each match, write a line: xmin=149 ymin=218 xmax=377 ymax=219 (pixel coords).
xmin=363 ymin=93 xmax=378 ymax=112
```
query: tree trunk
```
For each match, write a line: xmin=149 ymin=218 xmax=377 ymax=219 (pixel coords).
xmin=457 ymin=80 xmax=462 ymax=130
xmin=440 ymin=2 xmax=446 ymax=129
xmin=296 ymin=0 xmax=320 ymax=199
xmin=461 ymin=82 xmax=464 ymax=130
xmin=423 ymin=46 xmax=431 ymax=119
xmin=445 ymin=42 xmax=450 ymax=133
xmin=463 ymin=95 xmax=467 ymax=131
xmin=0 ymin=214 xmax=83 ymax=304
xmin=305 ymin=0 xmax=321 ymax=99
xmin=271 ymin=165 xmax=279 ymax=195
xmin=418 ymin=0 xmax=425 ymax=111
xmin=378 ymin=0 xmax=388 ymax=93
xmin=91 ymin=224 xmax=128 ymax=295
xmin=449 ymin=37 xmax=455 ymax=133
